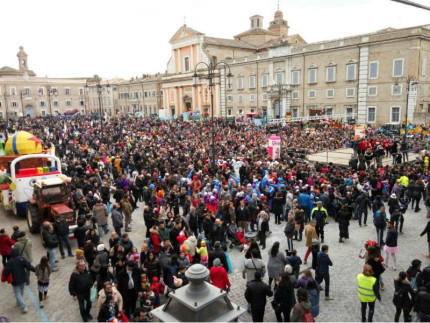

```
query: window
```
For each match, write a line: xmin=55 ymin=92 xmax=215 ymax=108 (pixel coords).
xmin=391 ymin=106 xmax=400 ymax=123
xmin=262 ymin=93 xmax=268 ymax=101
xmin=10 ymin=87 xmax=16 ymax=96
xmin=369 ymin=61 xmax=379 ymax=79
xmin=292 ymin=70 xmax=300 ymax=85
xmin=368 ymin=86 xmax=378 ymax=96
xmin=53 ymin=101 xmax=59 ymax=107
xmin=12 ymin=101 xmax=18 ymax=107
xmin=227 ymin=95 xmax=233 ymax=102
xmin=38 ymin=87 xmax=45 ymax=95
xmin=292 ymin=108 xmax=298 ymax=118
xmin=346 ymin=88 xmax=355 ymax=97
xmin=152 ymin=91 xmax=156 ymax=97
xmin=65 ymin=88 xmax=71 ymax=95
xmin=250 ymin=94 xmax=256 ymax=102
xmin=346 ymin=106 xmax=354 ymax=119
xmin=227 ymin=82 xmax=232 ymax=90
xmin=238 ymin=94 xmax=243 ymax=103
xmin=23 ymin=88 xmax=31 ymax=96
xmin=346 ymin=64 xmax=357 ymax=81
xmin=292 ymin=91 xmax=299 ymax=99
xmin=80 ymin=100 xmax=84 ymax=106
xmin=326 ymin=89 xmax=335 ymax=98
xmin=184 ymin=56 xmax=190 ymax=72
xmin=227 ymin=109 xmax=232 ymax=116
xmin=40 ymin=101 xmax=45 ymax=107
xmin=326 ymin=66 xmax=336 ymax=82
xmin=276 ymin=72 xmax=283 ymax=85
xmin=54 ymin=110 xmax=59 ymax=115
xmin=41 ymin=110 xmax=46 ymax=117
xmin=79 ymin=88 xmax=84 ymax=96
xmin=144 ymin=92 xmax=148 ymax=98
xmin=308 ymin=90 xmax=316 ymax=99
xmin=393 ymin=58 xmax=404 ymax=77
xmin=326 ymin=107 xmax=334 ymax=116
xmin=368 ymin=107 xmax=376 ymax=123
xmin=262 ymin=74 xmax=268 ymax=87
xmin=238 ymin=109 xmax=243 ymax=115
xmin=249 ymin=76 xmax=256 ymax=89
xmin=392 ymin=84 xmax=402 ymax=95
xmin=66 ymin=101 xmax=71 ymax=106
xmin=237 ymin=77 xmax=244 ymax=89
xmin=308 ymin=69 xmax=317 ymax=84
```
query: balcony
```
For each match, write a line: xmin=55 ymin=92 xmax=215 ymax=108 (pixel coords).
xmin=268 ymin=84 xmax=291 ymax=99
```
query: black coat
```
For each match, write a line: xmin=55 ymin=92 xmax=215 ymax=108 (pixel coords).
xmin=208 ymin=247 xmax=228 ymax=272
xmin=274 ymin=283 xmax=295 ymax=309
xmin=236 ymin=206 xmax=250 ymax=222
xmin=68 ymin=267 xmax=93 ymax=296
xmin=43 ymin=230 xmax=59 ymax=248
xmin=336 ymin=210 xmax=350 ymax=225
xmin=53 ymin=219 xmax=70 ymax=236
xmin=244 ymin=280 xmax=273 ymax=310
xmin=272 ymin=197 xmax=284 ymax=215
xmin=393 ymin=279 xmax=414 ymax=310
xmin=4 ymin=248 xmax=35 ymax=286
xmin=117 ymin=267 xmax=143 ymax=296
xmin=74 ymin=225 xmax=88 ymax=248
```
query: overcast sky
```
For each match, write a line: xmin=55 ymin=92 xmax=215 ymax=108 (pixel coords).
xmin=1 ymin=0 xmax=429 ymax=80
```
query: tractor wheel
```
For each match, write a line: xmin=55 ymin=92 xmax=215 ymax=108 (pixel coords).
xmin=26 ymin=204 xmax=41 ymax=234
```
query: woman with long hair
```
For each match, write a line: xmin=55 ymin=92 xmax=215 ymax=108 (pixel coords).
xmin=35 ymin=256 xmax=51 ymax=308
xmin=267 ymin=241 xmax=288 ymax=290
xmin=305 ymin=278 xmax=320 ymax=319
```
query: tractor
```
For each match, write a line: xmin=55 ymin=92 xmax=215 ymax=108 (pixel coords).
xmin=26 ymin=178 xmax=76 ymax=235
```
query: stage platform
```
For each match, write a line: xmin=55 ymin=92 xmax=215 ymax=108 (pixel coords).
xmin=306 ymin=148 xmax=419 ymax=166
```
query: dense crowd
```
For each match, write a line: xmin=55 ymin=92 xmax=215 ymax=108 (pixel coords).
xmin=0 ymin=115 xmax=430 ymax=322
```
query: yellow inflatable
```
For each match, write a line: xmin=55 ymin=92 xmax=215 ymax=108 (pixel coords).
xmin=5 ymin=131 xmax=42 ymax=156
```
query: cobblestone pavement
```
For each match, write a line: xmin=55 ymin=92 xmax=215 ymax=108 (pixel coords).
xmin=0 ymin=199 xmax=429 ymax=322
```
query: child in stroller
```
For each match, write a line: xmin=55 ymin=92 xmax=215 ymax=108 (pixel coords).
xmin=227 ymin=224 xmax=245 ymax=249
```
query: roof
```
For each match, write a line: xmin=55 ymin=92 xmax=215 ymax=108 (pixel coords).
xmin=204 ymin=36 xmax=256 ymax=49
xmin=169 ymin=25 xmax=204 ymax=43
xmin=0 ymin=66 xmax=36 ymax=77
xmin=234 ymin=28 xmax=278 ymax=39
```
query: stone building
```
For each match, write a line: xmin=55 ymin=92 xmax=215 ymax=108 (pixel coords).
xmin=160 ymin=10 xmax=430 ymax=125
xmin=0 ymin=47 xmax=88 ymax=118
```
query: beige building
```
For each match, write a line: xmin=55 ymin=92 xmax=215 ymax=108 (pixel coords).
xmin=160 ymin=10 xmax=430 ymax=126
xmin=0 ymin=47 xmax=88 ymax=118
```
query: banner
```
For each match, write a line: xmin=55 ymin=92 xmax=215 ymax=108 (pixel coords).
xmin=354 ymin=126 xmax=366 ymax=140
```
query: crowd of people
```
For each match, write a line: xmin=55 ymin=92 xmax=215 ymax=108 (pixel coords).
xmin=0 ymin=115 xmax=429 ymax=322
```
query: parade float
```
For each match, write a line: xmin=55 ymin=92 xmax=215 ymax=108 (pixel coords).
xmin=0 ymin=131 xmax=76 ymax=235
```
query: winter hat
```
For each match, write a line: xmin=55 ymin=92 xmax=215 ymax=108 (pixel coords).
xmin=97 ymin=244 xmax=105 ymax=252
xmin=75 ymin=249 xmax=84 ymax=258
xmin=284 ymin=264 xmax=293 ymax=274
xmin=213 ymin=258 xmax=221 ymax=267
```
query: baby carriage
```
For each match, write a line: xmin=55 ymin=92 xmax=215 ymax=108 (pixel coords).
xmin=227 ymin=224 xmax=244 ymax=249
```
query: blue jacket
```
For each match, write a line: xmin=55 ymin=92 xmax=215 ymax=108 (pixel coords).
xmin=308 ymin=288 xmax=320 ymax=318
xmin=317 ymin=251 xmax=332 ymax=274
xmin=298 ymin=193 xmax=312 ymax=208
xmin=4 ymin=248 xmax=35 ymax=286
xmin=288 ymin=255 xmax=302 ymax=272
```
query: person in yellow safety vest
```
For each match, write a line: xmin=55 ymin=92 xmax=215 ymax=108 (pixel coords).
xmin=357 ymin=264 xmax=381 ymax=322
xmin=399 ymin=174 xmax=409 ymax=188
xmin=310 ymin=201 xmax=328 ymax=243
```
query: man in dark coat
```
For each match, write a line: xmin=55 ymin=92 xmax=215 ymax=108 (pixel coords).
xmin=53 ymin=214 xmax=74 ymax=259
xmin=117 ymin=260 xmax=143 ymax=318
xmin=244 ymin=271 xmax=273 ymax=322
xmin=68 ymin=260 xmax=94 ymax=322
xmin=42 ymin=223 xmax=59 ymax=271
xmin=208 ymin=241 xmax=228 ymax=272
xmin=4 ymin=248 xmax=36 ymax=313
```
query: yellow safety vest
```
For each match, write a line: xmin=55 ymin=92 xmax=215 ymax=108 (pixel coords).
xmin=357 ymin=274 xmax=376 ymax=302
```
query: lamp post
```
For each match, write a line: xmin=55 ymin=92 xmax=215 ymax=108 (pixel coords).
xmin=193 ymin=60 xmax=233 ymax=176
xmin=39 ymin=86 xmax=57 ymax=116
xmin=85 ymin=75 xmax=110 ymax=125
xmin=394 ymin=75 xmax=418 ymax=141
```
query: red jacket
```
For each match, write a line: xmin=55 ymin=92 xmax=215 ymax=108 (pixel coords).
xmin=150 ymin=230 xmax=161 ymax=253
xmin=210 ymin=266 xmax=230 ymax=291
xmin=0 ymin=234 xmax=15 ymax=256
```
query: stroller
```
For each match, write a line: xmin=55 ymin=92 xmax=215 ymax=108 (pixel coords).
xmin=227 ymin=223 xmax=244 ymax=249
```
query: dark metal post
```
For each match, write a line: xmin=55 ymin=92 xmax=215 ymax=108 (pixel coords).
xmin=211 ymin=86 xmax=215 ymax=176
xmin=404 ymin=80 xmax=410 ymax=142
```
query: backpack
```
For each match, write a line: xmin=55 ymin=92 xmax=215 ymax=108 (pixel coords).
xmin=410 ymin=272 xmax=419 ymax=289
xmin=297 ymin=303 xmax=313 ymax=322
xmin=373 ymin=212 xmax=385 ymax=228
xmin=382 ymin=184 xmax=389 ymax=195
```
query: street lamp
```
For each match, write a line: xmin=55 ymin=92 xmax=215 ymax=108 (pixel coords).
xmin=85 ymin=75 xmax=110 ymax=125
xmin=394 ymin=75 xmax=418 ymax=141
xmin=193 ymin=60 xmax=232 ymax=176
xmin=39 ymin=86 xmax=57 ymax=116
